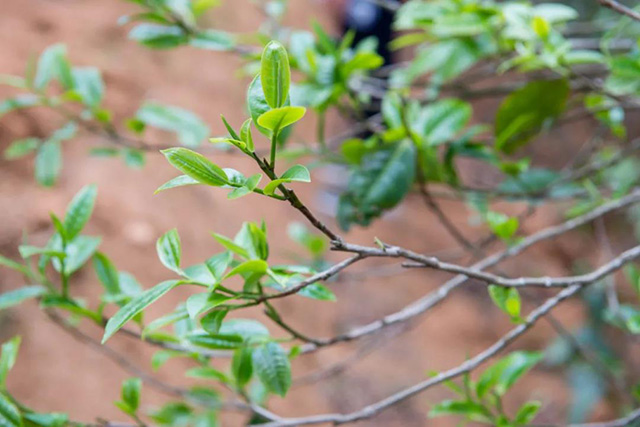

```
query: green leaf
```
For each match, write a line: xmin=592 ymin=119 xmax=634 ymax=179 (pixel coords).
xmin=64 ymin=184 xmax=97 ymax=240
xmin=225 ymin=260 xmax=268 ymax=278
xmin=514 ymin=401 xmax=541 ymax=425
xmin=129 ymin=24 xmax=188 ymax=49
xmin=627 ymin=313 xmax=640 ymax=334
xmin=157 ymin=229 xmax=182 ymax=274
xmin=0 ymin=287 xmax=45 ymax=311
xmin=93 ymin=252 xmax=120 ymax=296
xmin=232 ymin=347 xmax=253 ymax=388
xmin=186 ymin=332 xmax=243 ymax=349
xmin=252 ymin=342 xmax=291 ymax=397
xmin=247 ymin=75 xmax=272 ymax=137
xmin=260 ymin=41 xmax=291 ymax=109
xmin=209 ymin=137 xmax=246 ymax=152
xmin=4 ymin=138 xmax=39 ymax=160
xmin=186 ymin=292 xmax=234 ymax=319
xmin=486 ymin=212 xmax=519 ymax=241
xmin=185 ymin=367 xmax=230 ymax=383
xmin=0 ymin=256 xmax=28 ymax=276
xmin=155 ymin=175 xmax=200 ymax=194
xmin=495 ymin=79 xmax=570 ymax=154
xmin=204 ymin=252 xmax=232 ymax=282
xmin=119 ymin=378 xmax=142 ymax=413
xmin=240 ymin=119 xmax=254 ymax=152
xmin=18 ymin=246 xmax=65 ymax=259
xmin=263 ymin=164 xmax=311 ymax=195
xmin=257 ymin=106 xmax=306 ymax=134
xmin=137 ymin=102 xmax=209 ymax=147
xmin=34 ymin=44 xmax=73 ymax=90
xmin=212 ymin=234 xmax=250 ymax=259
xmin=35 ymin=141 xmax=62 ymax=187
xmin=343 ymin=51 xmax=384 ymax=75
xmin=233 ymin=222 xmax=269 ymax=261
xmin=72 ymin=67 xmax=104 ymax=108
xmin=58 ymin=236 xmax=102 ymax=275
xmin=23 ymin=412 xmax=67 ymax=427
xmin=102 ymin=280 xmax=181 ymax=343
xmin=220 ymin=115 xmax=241 ymax=140
xmin=0 ymin=95 xmax=39 ymax=118
xmin=123 ymin=148 xmax=145 ymax=169
xmin=297 ymin=283 xmax=336 ymax=301
xmin=151 ymin=350 xmax=186 ymax=371
xmin=416 ymin=98 xmax=471 ymax=146
xmin=219 ymin=319 xmax=270 ymax=342
xmin=0 ymin=392 xmax=22 ymax=427
xmin=338 ymin=140 xmax=416 ymax=230
xmin=143 ymin=308 xmax=188 ymax=337
xmin=476 ymin=351 xmax=542 ymax=398
xmin=39 ymin=295 xmax=100 ymax=324
xmin=161 ymin=148 xmax=228 ymax=186
xmin=488 ymin=285 xmax=521 ymax=321
xmin=429 ymin=400 xmax=492 ymax=423
xmin=201 ymin=309 xmax=228 ymax=335
xmin=189 ymin=30 xmax=234 ymax=51
xmin=0 ymin=337 xmax=20 ymax=388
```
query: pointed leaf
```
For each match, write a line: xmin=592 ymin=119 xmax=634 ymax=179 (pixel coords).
xmin=102 ymin=280 xmax=181 ymax=343
xmin=64 ymin=185 xmax=97 ymax=240
xmin=161 ymin=148 xmax=228 ymax=186
xmin=156 ymin=229 xmax=182 ymax=274
xmin=0 ymin=287 xmax=46 ymax=310
xmin=252 ymin=342 xmax=291 ymax=396
xmin=155 ymin=175 xmax=200 ymax=194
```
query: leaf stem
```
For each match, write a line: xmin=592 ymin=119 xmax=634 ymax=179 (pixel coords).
xmin=270 ymin=131 xmax=278 ymax=170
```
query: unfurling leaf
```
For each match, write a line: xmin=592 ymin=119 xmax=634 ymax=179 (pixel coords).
xmin=261 ymin=41 xmax=291 ymax=109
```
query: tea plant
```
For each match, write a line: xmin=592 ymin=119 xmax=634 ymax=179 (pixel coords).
xmin=2 ymin=0 xmax=640 ymax=425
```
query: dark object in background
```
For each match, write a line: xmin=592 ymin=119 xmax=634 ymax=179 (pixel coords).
xmin=343 ymin=0 xmax=395 ymax=65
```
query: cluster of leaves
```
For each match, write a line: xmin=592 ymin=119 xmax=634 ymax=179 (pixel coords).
xmin=0 ymin=178 xmax=332 ymax=424
xmin=430 ymin=352 xmax=543 ymax=426
xmin=392 ymin=0 xmax=599 ymax=86
xmin=122 ymin=0 xmax=236 ymax=51
xmin=1 ymin=43 xmax=211 ymax=184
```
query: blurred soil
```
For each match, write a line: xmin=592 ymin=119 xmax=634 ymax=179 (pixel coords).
xmin=0 ymin=1 xmax=633 ymax=425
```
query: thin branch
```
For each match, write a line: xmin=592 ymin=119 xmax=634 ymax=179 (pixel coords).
xmin=260 ymin=285 xmax=583 ymax=426
xmin=599 ymin=0 xmax=640 ymax=21
xmin=294 ymin=189 xmax=640 ymax=353
xmin=335 ymin=242 xmax=640 ymax=289
xmin=257 ymin=255 xmax=364 ymax=302
xmin=46 ymin=310 xmax=188 ymax=399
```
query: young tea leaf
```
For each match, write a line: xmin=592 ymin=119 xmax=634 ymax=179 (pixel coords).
xmin=156 ymin=229 xmax=182 ymax=274
xmin=252 ymin=342 xmax=291 ymax=397
xmin=102 ymin=280 xmax=181 ymax=343
xmin=64 ymin=184 xmax=97 ymax=240
xmin=161 ymin=148 xmax=228 ymax=187
xmin=261 ymin=41 xmax=291 ymax=109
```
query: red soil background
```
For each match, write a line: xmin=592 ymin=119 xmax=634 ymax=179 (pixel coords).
xmin=0 ymin=1 xmax=635 ymax=425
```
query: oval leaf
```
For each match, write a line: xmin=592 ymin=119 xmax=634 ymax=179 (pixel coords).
xmin=257 ymin=106 xmax=306 ymax=134
xmin=252 ymin=342 xmax=291 ymax=397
